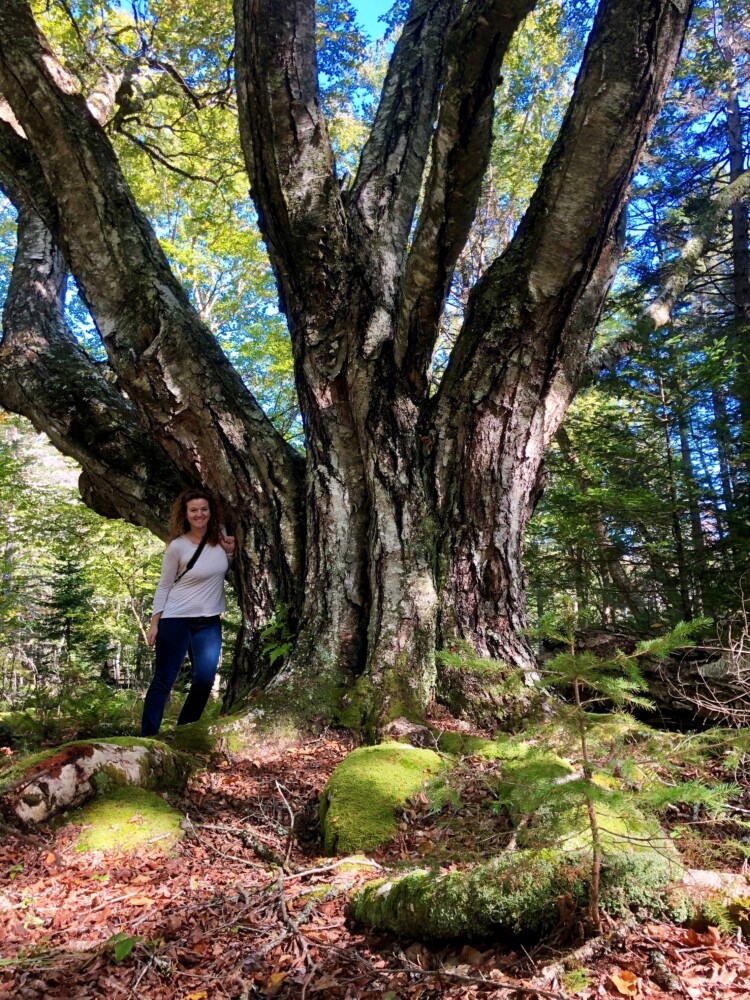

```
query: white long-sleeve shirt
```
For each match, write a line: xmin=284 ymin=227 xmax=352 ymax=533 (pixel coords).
xmin=151 ymin=537 xmax=230 ymax=618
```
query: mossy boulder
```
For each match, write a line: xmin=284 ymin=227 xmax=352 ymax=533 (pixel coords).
xmin=68 ymin=786 xmax=183 ymax=853
xmin=320 ymin=742 xmax=444 ymax=854
xmin=352 ymin=847 xmax=687 ymax=941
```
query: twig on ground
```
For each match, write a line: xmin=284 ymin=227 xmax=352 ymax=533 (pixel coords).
xmin=190 ymin=817 xmax=281 ymax=864
xmin=286 ymin=857 xmax=382 ymax=880
xmin=88 ymin=890 xmax=155 ymax=915
xmin=128 ymin=955 xmax=154 ymax=998
xmin=300 ymin=958 xmax=322 ymax=1000
xmin=276 ymin=867 xmax=311 ymax=965
xmin=256 ymin=928 xmax=290 ymax=956
xmin=639 ymin=933 xmax=693 ymax=995
xmin=648 ymin=947 xmax=685 ymax=995
xmin=275 ymin=780 xmax=296 ymax=866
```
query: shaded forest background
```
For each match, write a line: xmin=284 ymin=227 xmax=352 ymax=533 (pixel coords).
xmin=0 ymin=0 xmax=748 ymax=743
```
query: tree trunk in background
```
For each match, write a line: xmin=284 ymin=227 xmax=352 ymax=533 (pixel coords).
xmin=673 ymin=387 xmax=706 ymax=612
xmin=658 ymin=379 xmax=694 ymax=619
xmin=725 ymin=61 xmax=750 ymax=558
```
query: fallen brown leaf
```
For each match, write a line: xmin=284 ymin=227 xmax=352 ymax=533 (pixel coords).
xmin=610 ymin=968 xmax=639 ymax=997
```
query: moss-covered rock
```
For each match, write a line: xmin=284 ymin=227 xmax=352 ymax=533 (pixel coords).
xmin=352 ymin=847 xmax=686 ymax=941
xmin=320 ymin=743 xmax=444 ymax=854
xmin=67 ymin=786 xmax=184 ymax=853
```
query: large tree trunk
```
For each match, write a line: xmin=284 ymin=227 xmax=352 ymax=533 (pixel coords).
xmin=0 ymin=0 xmax=693 ymax=730
xmin=429 ymin=0 xmax=691 ymax=663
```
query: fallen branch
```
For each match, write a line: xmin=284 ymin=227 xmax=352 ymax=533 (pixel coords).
xmin=286 ymin=857 xmax=383 ymax=880
xmin=187 ymin=818 xmax=282 ymax=865
xmin=530 ymin=926 xmax=627 ymax=990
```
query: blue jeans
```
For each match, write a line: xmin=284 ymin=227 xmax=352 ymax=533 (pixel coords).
xmin=141 ymin=616 xmax=222 ymax=737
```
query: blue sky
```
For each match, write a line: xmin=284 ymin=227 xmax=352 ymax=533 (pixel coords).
xmin=351 ymin=0 xmax=393 ymax=40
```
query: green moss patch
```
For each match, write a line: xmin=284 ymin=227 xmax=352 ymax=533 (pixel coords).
xmin=437 ymin=732 xmax=542 ymax=761
xmin=352 ymin=847 xmax=686 ymax=941
xmin=320 ymin=743 xmax=444 ymax=855
xmin=68 ymin=786 xmax=183 ymax=853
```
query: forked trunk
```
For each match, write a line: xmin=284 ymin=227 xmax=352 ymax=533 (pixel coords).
xmin=0 ymin=0 xmax=694 ymax=732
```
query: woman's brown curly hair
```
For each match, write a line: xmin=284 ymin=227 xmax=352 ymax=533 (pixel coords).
xmin=167 ymin=489 xmax=225 ymax=546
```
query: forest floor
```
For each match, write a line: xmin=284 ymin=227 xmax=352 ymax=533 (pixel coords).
xmin=1 ymin=716 xmax=750 ymax=1000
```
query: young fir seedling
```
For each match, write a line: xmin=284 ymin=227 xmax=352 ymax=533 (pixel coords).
xmin=501 ymin=605 xmax=731 ymax=932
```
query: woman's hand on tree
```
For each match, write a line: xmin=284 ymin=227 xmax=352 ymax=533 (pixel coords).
xmin=220 ymin=534 xmax=236 ymax=557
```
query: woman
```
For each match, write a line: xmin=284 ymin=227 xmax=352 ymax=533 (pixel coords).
xmin=141 ymin=489 xmax=236 ymax=737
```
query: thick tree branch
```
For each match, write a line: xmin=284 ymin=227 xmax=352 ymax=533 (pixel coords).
xmin=0 ymin=202 xmax=184 ymax=536
xmin=0 ymin=117 xmax=59 ymax=236
xmin=643 ymin=167 xmax=750 ymax=329
xmin=435 ymin=0 xmax=693 ymax=423
xmin=425 ymin=0 xmax=692 ymax=662
xmin=348 ymin=0 xmax=460 ymax=322
xmin=397 ymin=0 xmax=536 ymax=386
xmin=0 ymin=0 xmax=306 ymax=593
xmin=544 ymin=229 xmax=624 ymax=436
xmin=233 ymin=0 xmax=347 ymax=327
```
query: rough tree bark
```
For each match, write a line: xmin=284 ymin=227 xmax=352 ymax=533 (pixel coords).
xmin=0 ymin=0 xmax=694 ymax=729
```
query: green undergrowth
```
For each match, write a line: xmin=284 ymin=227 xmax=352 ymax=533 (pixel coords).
xmin=0 ymin=687 xmax=144 ymax=751
xmin=65 ymin=786 xmax=183 ymax=853
xmin=320 ymin=742 xmax=445 ymax=854
xmin=347 ymin=618 xmax=750 ymax=941
xmin=436 ymin=732 xmax=519 ymax=759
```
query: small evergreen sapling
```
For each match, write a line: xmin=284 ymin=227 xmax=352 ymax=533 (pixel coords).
xmin=508 ymin=606 xmax=733 ymax=932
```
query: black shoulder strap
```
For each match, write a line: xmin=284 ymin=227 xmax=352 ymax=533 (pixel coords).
xmin=174 ymin=534 xmax=208 ymax=583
